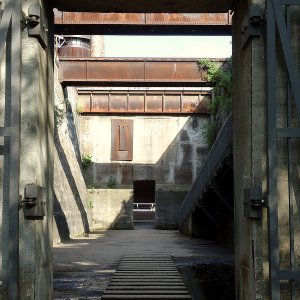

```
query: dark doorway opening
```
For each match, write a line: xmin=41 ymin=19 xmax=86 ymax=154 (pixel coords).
xmin=133 ymin=180 xmax=155 ymax=222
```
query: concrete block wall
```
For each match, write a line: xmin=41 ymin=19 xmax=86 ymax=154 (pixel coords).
xmin=88 ymin=189 xmax=133 ymax=230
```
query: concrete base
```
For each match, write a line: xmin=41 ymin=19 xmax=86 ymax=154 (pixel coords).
xmin=89 ymin=189 xmax=134 ymax=230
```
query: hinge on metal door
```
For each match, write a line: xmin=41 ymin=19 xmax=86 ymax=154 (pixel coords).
xmin=22 ymin=4 xmax=47 ymax=48
xmin=241 ymin=6 xmax=264 ymax=49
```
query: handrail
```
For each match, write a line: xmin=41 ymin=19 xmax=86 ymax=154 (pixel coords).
xmin=178 ymin=113 xmax=233 ymax=226
xmin=134 ymin=203 xmax=155 ymax=211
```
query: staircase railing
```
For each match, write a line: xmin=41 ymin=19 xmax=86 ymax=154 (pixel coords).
xmin=178 ymin=113 xmax=233 ymax=226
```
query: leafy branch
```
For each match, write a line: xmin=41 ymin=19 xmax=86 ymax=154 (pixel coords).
xmin=197 ymin=58 xmax=232 ymax=147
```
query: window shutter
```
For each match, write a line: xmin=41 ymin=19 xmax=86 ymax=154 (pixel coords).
xmin=111 ymin=119 xmax=133 ymax=161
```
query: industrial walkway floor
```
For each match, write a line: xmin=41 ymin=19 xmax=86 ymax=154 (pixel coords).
xmin=102 ymin=255 xmax=192 ymax=299
xmin=53 ymin=222 xmax=234 ymax=299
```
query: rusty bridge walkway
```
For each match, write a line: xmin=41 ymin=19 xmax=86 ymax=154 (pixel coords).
xmin=102 ymin=255 xmax=192 ymax=300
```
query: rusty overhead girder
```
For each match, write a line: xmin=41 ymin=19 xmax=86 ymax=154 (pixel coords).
xmin=58 ymin=57 xmax=226 ymax=86
xmin=54 ymin=11 xmax=232 ymax=35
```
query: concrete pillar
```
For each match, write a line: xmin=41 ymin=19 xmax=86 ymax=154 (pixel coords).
xmin=90 ymin=35 xmax=105 ymax=57
xmin=19 ymin=1 xmax=54 ymax=298
xmin=232 ymin=1 xmax=265 ymax=299
xmin=0 ymin=0 xmax=54 ymax=298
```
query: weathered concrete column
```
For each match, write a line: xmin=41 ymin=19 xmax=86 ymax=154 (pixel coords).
xmin=233 ymin=1 xmax=300 ymax=299
xmin=18 ymin=1 xmax=54 ymax=298
xmin=0 ymin=0 xmax=54 ymax=298
xmin=232 ymin=1 xmax=265 ymax=299
xmin=90 ymin=35 xmax=105 ymax=57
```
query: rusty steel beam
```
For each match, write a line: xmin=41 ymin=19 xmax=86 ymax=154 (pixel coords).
xmin=54 ymin=11 xmax=232 ymax=35
xmin=54 ymin=11 xmax=232 ymax=25
xmin=59 ymin=57 xmax=224 ymax=86
xmin=77 ymin=89 xmax=211 ymax=114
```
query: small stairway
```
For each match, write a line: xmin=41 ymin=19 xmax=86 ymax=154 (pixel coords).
xmin=102 ymin=255 xmax=192 ymax=299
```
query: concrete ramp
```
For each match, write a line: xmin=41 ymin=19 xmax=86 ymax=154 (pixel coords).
xmin=102 ymin=255 xmax=192 ymax=299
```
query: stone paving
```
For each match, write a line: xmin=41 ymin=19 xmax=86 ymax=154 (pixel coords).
xmin=53 ymin=222 xmax=234 ymax=299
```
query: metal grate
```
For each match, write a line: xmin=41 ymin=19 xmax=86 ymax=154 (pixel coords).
xmin=102 ymin=255 xmax=192 ymax=299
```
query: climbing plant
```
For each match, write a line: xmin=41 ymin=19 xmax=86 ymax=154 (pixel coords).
xmin=81 ymin=154 xmax=92 ymax=170
xmin=197 ymin=58 xmax=232 ymax=147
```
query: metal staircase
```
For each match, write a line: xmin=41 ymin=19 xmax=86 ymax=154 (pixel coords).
xmin=178 ymin=113 xmax=233 ymax=227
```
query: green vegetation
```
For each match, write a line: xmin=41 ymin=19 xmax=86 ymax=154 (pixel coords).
xmin=202 ymin=121 xmax=218 ymax=149
xmin=197 ymin=58 xmax=232 ymax=147
xmin=81 ymin=154 xmax=92 ymax=170
xmin=87 ymin=187 xmax=94 ymax=209
xmin=107 ymin=176 xmax=118 ymax=189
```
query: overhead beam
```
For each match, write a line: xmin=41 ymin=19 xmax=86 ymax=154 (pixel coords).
xmin=51 ymin=0 xmax=234 ymax=13
xmin=58 ymin=57 xmax=225 ymax=86
xmin=54 ymin=11 xmax=232 ymax=35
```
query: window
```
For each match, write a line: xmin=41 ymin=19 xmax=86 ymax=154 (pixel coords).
xmin=111 ymin=119 xmax=133 ymax=161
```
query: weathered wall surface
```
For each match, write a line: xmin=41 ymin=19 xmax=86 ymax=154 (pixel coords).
xmin=88 ymin=189 xmax=133 ymax=230
xmin=53 ymin=62 xmax=92 ymax=244
xmin=78 ymin=115 xmax=208 ymax=188
xmin=155 ymin=189 xmax=188 ymax=229
xmin=76 ymin=114 xmax=208 ymax=229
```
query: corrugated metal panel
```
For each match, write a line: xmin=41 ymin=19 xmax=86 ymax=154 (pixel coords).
xmin=91 ymin=94 xmax=109 ymax=112
xmin=181 ymin=94 xmax=209 ymax=113
xmin=110 ymin=94 xmax=128 ymax=112
xmin=77 ymin=91 xmax=210 ymax=114
xmin=77 ymin=94 xmax=90 ymax=112
xmin=145 ymin=95 xmax=163 ymax=112
xmin=128 ymin=95 xmax=145 ymax=112
xmin=164 ymin=95 xmax=181 ymax=112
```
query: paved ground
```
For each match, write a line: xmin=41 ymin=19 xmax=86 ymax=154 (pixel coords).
xmin=53 ymin=222 xmax=234 ymax=299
